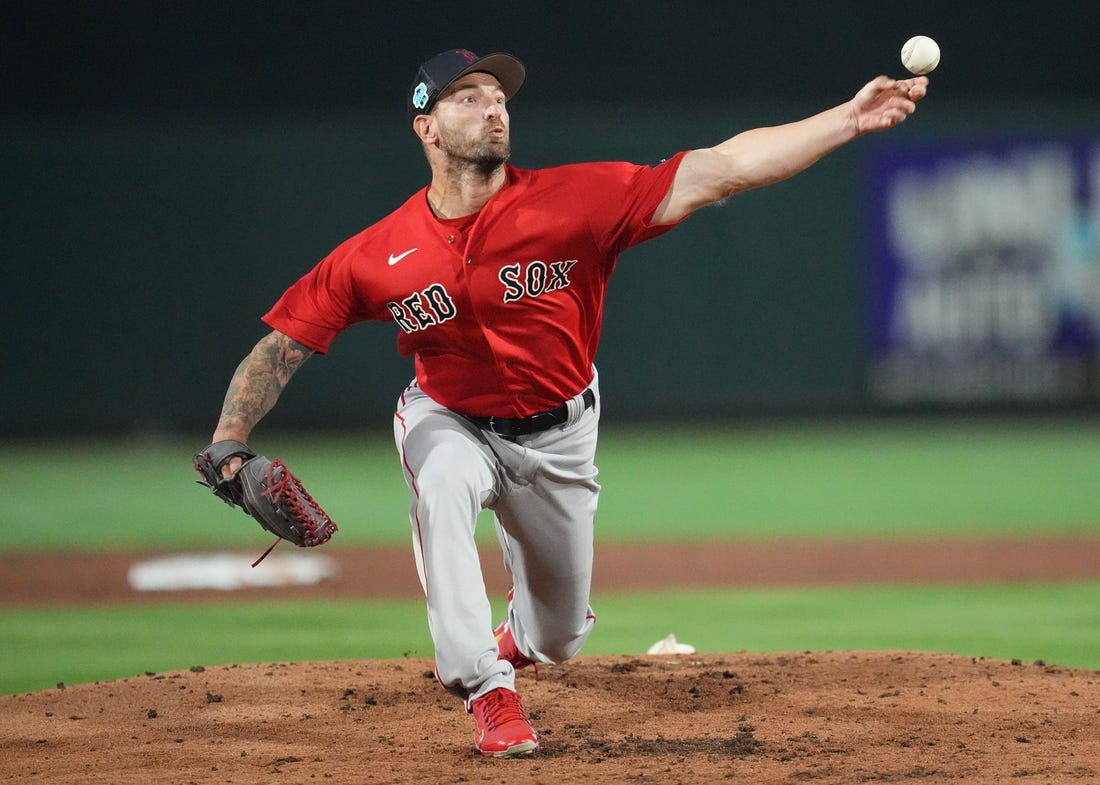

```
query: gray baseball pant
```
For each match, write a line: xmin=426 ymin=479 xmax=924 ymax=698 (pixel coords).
xmin=392 ymin=374 xmax=600 ymax=705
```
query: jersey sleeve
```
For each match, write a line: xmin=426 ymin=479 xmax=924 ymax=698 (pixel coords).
xmin=261 ymin=237 xmax=369 ymax=354
xmin=570 ymin=151 xmax=690 ymax=257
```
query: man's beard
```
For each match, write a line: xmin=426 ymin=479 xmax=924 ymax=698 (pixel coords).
xmin=441 ymin=132 xmax=510 ymax=177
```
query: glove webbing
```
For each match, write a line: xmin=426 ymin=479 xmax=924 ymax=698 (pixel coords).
xmin=264 ymin=460 xmax=335 ymax=545
xmin=250 ymin=460 xmax=337 ymax=566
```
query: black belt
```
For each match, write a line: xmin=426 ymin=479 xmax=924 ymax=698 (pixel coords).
xmin=468 ymin=388 xmax=596 ymax=437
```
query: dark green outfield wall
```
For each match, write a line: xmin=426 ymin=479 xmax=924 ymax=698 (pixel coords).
xmin=3 ymin=3 xmax=1096 ymax=434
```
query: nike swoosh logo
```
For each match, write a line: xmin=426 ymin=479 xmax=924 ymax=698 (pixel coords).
xmin=388 ymin=248 xmax=419 ymax=266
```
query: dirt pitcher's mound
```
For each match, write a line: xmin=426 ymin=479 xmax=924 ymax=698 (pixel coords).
xmin=2 ymin=652 xmax=1098 ymax=784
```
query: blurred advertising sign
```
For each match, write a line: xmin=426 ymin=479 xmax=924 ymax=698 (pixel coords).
xmin=865 ymin=137 xmax=1100 ymax=406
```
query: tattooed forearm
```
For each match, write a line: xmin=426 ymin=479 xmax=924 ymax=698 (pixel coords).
xmin=212 ymin=331 xmax=314 ymax=442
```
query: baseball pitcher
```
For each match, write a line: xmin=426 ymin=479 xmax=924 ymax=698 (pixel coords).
xmin=196 ymin=48 xmax=928 ymax=757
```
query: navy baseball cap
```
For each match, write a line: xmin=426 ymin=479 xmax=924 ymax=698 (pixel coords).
xmin=407 ymin=49 xmax=526 ymax=121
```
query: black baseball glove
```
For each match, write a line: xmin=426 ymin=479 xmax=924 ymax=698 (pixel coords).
xmin=193 ymin=440 xmax=338 ymax=563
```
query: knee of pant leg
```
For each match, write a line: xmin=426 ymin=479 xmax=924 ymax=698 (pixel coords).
xmin=530 ymin=614 xmax=595 ymax=664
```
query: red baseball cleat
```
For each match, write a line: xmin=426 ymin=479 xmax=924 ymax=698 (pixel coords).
xmin=471 ymin=687 xmax=539 ymax=757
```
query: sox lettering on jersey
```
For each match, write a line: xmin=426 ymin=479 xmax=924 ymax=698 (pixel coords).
xmin=499 ymin=259 xmax=578 ymax=303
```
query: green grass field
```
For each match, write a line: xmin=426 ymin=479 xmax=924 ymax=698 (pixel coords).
xmin=2 ymin=417 xmax=1098 ymax=694
xmin=4 ymin=583 xmax=1098 ymax=695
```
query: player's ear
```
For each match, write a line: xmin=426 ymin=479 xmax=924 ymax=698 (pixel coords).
xmin=412 ymin=114 xmax=436 ymax=143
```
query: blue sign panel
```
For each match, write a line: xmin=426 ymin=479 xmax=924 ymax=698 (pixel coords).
xmin=864 ymin=136 xmax=1099 ymax=405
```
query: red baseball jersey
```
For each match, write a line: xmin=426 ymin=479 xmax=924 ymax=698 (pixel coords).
xmin=262 ymin=153 xmax=689 ymax=418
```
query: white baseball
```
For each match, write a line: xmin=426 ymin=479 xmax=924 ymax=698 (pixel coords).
xmin=901 ymin=35 xmax=940 ymax=75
